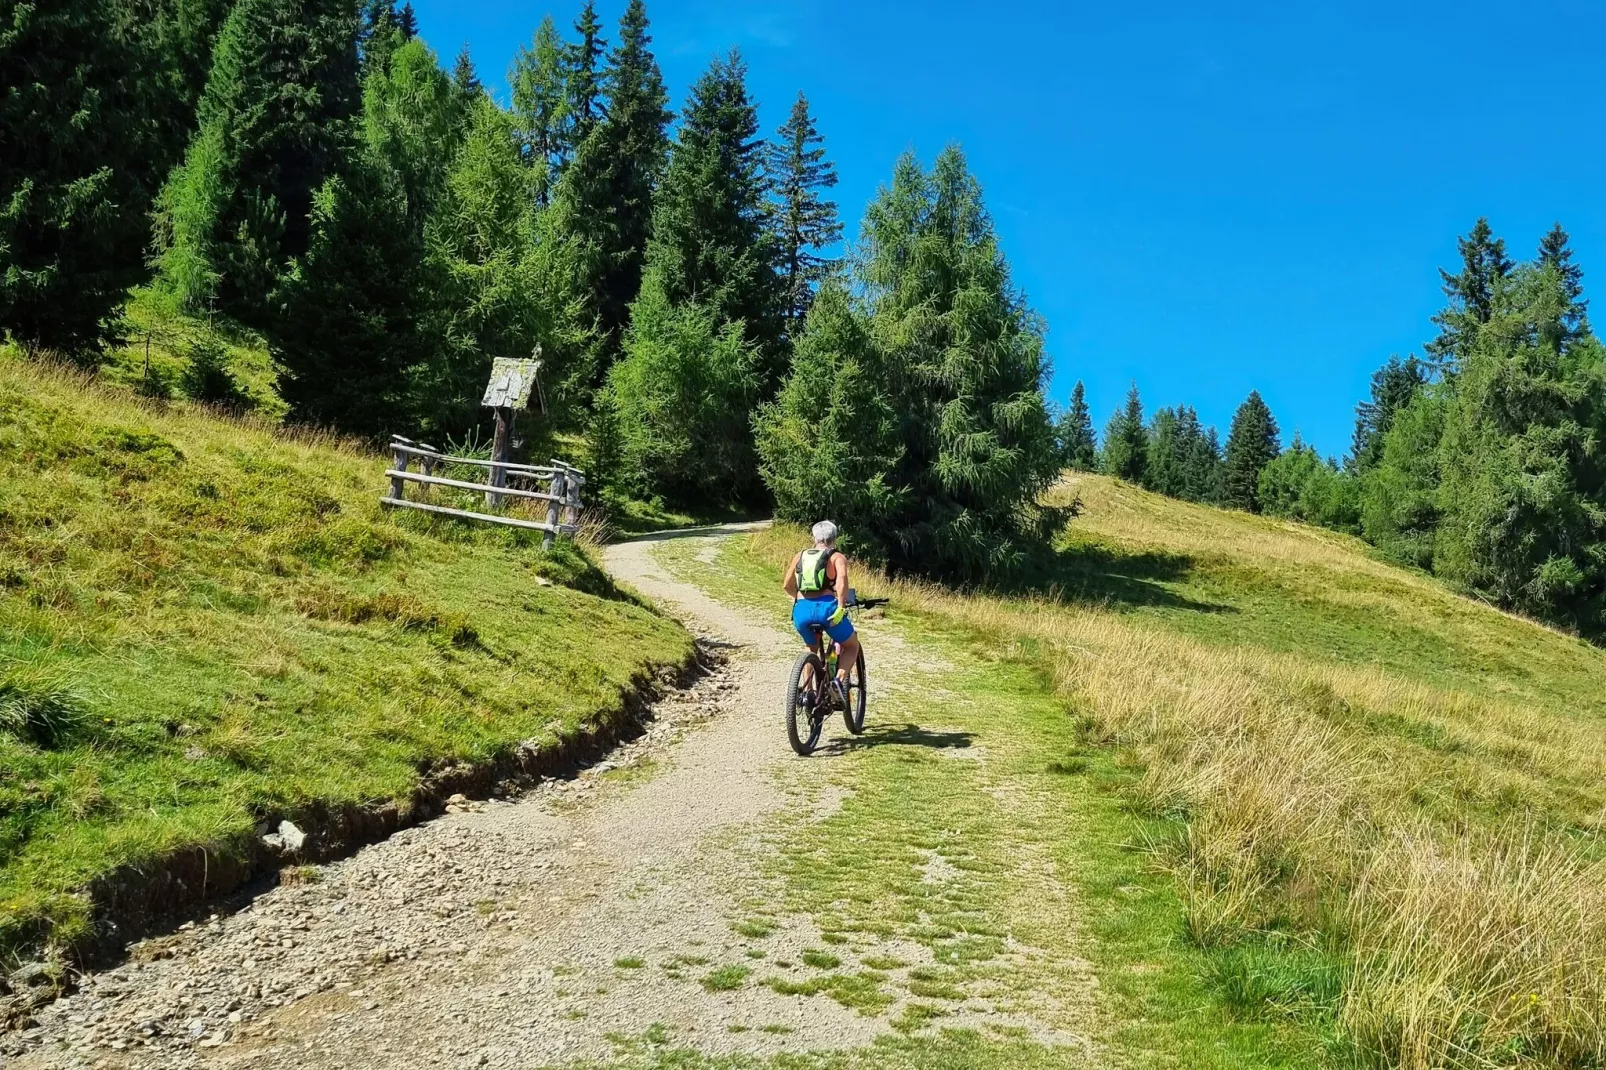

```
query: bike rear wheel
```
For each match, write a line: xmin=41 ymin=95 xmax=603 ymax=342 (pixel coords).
xmin=786 ymin=650 xmax=826 ymax=756
xmin=841 ymin=649 xmax=866 ymax=734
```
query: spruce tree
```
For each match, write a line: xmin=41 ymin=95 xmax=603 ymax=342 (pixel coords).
xmin=510 ymin=15 xmax=568 ymax=203
xmin=1145 ymin=407 xmax=1185 ymax=496
xmin=359 ymin=0 xmax=400 ymax=73
xmin=558 ymin=0 xmax=670 ymax=386
xmin=1350 ymin=355 xmax=1427 ymax=471
xmin=1222 ymin=390 xmax=1280 ymax=511
xmin=1426 ymin=218 xmax=1512 ymax=373
xmin=562 ymin=0 xmax=606 ymax=156
xmin=396 ymin=1 xmax=417 ymax=39
xmin=1100 ymin=385 xmax=1148 ymax=484
xmin=155 ymin=0 xmax=362 ymax=326
xmin=1359 ymin=390 xmax=1445 ymax=569
xmin=1433 ymin=262 xmax=1606 ymax=631
xmin=452 ymin=45 xmax=482 ymax=98
xmin=767 ymin=92 xmax=842 ymax=331
xmin=1 ymin=0 xmax=217 ymax=353
xmin=1537 ymin=223 xmax=1590 ymax=351
xmin=1057 ymin=380 xmax=1098 ymax=471
xmin=757 ymin=146 xmax=1062 ymax=580
xmin=1184 ymin=422 xmax=1225 ymax=503
xmin=641 ymin=50 xmax=782 ymax=382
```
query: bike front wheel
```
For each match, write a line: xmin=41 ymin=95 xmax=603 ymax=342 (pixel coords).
xmin=786 ymin=650 xmax=826 ymax=756
xmin=841 ymin=649 xmax=866 ymax=734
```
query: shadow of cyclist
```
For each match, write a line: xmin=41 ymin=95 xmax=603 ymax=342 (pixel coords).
xmin=815 ymin=722 xmax=975 ymax=756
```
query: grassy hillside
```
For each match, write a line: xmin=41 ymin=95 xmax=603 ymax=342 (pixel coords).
xmin=0 ymin=357 xmax=693 ymax=959
xmin=738 ymin=477 xmax=1606 ymax=1069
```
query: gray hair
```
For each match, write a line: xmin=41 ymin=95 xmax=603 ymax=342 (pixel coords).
xmin=811 ymin=520 xmax=838 ymax=546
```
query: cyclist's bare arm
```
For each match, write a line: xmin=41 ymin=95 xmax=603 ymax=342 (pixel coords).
xmin=782 ymin=552 xmax=801 ymax=598
xmin=832 ymin=553 xmax=850 ymax=607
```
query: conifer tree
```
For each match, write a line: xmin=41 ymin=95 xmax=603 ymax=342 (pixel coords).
xmin=562 ymin=1 xmax=606 ymax=156
xmin=1222 ymin=390 xmax=1280 ymax=511
xmin=558 ymin=0 xmax=670 ymax=385
xmin=1359 ymin=389 xmax=1445 ymax=568
xmin=640 ymin=50 xmax=781 ymax=381
xmin=1426 ymin=218 xmax=1512 ymax=373
xmin=396 ymin=1 xmax=417 ymax=39
xmin=1350 ymin=355 xmax=1426 ymax=471
xmin=1185 ymin=423 xmax=1225 ymax=503
xmin=452 ymin=45 xmax=482 ymax=98
xmin=767 ymin=93 xmax=841 ymax=331
xmin=1100 ymin=385 xmax=1148 ymax=484
xmin=359 ymin=0 xmax=400 ymax=73
xmin=155 ymin=0 xmax=362 ymax=326
xmin=1434 ymin=262 xmax=1606 ymax=631
xmin=510 ymin=16 xmax=568 ymax=203
xmin=757 ymin=146 xmax=1062 ymax=580
xmin=1057 ymin=380 xmax=1098 ymax=471
xmin=1537 ymin=223 xmax=1590 ymax=351
xmin=1 ymin=0 xmax=217 ymax=352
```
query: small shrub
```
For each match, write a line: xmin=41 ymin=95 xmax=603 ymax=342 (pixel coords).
xmin=180 ymin=337 xmax=248 ymax=410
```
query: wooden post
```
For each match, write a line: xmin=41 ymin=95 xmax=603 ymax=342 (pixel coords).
xmin=486 ymin=406 xmax=512 ymax=509
xmin=543 ymin=468 xmax=566 ymax=550
xmin=389 ymin=442 xmax=409 ymax=501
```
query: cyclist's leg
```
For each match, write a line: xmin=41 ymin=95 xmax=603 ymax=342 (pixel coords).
xmin=825 ymin=611 xmax=859 ymax=684
xmin=792 ymin=600 xmax=825 ymax=693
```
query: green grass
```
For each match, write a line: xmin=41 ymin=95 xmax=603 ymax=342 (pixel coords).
xmin=700 ymin=964 xmax=751 ymax=992
xmin=662 ymin=531 xmax=1315 ymax=1068
xmin=0 ymin=357 xmax=693 ymax=959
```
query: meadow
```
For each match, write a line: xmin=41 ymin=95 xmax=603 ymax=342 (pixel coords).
xmin=739 ymin=474 xmax=1606 ymax=1069
xmin=0 ymin=357 xmax=692 ymax=960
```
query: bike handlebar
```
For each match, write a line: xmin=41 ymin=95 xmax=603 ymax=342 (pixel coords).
xmin=851 ymin=596 xmax=890 ymax=609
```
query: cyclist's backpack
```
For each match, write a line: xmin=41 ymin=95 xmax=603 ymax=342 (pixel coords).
xmin=797 ymin=548 xmax=831 ymax=594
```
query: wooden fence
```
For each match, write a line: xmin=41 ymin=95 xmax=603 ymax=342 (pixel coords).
xmin=379 ymin=436 xmax=584 ymax=548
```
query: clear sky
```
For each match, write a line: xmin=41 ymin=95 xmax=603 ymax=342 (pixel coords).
xmin=409 ymin=0 xmax=1606 ymax=459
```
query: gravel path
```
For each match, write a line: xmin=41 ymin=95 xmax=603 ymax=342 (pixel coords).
xmin=3 ymin=525 xmax=892 ymax=1069
xmin=5 ymin=524 xmax=1096 ymax=1069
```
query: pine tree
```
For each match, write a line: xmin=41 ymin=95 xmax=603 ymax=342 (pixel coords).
xmin=155 ymin=0 xmax=362 ymax=326
xmin=359 ymin=0 xmax=400 ymax=73
xmin=641 ymin=50 xmax=782 ymax=383
xmin=1426 ymin=218 xmax=1512 ymax=373
xmin=1433 ymin=262 xmax=1606 ymax=631
xmin=1222 ymin=390 xmax=1280 ymax=511
xmin=1 ymin=0 xmax=218 ymax=353
xmin=1100 ymin=385 xmax=1148 ymax=484
xmin=1184 ymin=423 xmax=1225 ymax=504
xmin=767 ymin=93 xmax=841 ymax=331
xmin=452 ymin=45 xmax=482 ymax=98
xmin=1350 ymin=355 xmax=1427 ymax=471
xmin=396 ymin=1 xmax=417 ymax=39
xmin=557 ymin=0 xmax=670 ymax=386
xmin=1359 ymin=389 xmax=1446 ymax=569
xmin=1537 ymin=223 xmax=1590 ymax=350
xmin=562 ymin=0 xmax=606 ymax=156
xmin=757 ymin=146 xmax=1062 ymax=580
xmin=1057 ymin=380 xmax=1098 ymax=471
xmin=510 ymin=15 xmax=568 ymax=203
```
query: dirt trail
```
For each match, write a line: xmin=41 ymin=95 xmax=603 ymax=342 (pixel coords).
xmin=9 ymin=524 xmax=1099 ymax=1070
xmin=6 ymin=525 xmax=896 ymax=1070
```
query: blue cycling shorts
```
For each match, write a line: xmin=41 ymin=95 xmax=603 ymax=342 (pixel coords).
xmin=792 ymin=596 xmax=855 ymax=645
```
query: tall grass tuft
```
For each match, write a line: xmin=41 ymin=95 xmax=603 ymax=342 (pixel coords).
xmin=0 ymin=665 xmax=86 ymax=748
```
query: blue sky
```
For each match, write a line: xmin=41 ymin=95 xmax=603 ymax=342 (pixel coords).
xmin=410 ymin=0 xmax=1606 ymax=459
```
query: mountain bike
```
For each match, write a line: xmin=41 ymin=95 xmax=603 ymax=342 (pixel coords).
xmin=785 ymin=593 xmax=888 ymax=756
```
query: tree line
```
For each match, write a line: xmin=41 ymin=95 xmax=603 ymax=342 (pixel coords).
xmin=0 ymin=0 xmax=1063 ymax=582
xmin=1059 ymin=219 xmax=1606 ymax=637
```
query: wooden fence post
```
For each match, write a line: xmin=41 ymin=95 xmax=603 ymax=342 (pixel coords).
xmin=389 ymin=441 xmax=410 ymax=501
xmin=486 ymin=406 xmax=512 ymax=509
xmin=543 ymin=468 xmax=566 ymax=550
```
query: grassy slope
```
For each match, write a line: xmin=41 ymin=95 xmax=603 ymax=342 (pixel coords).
xmin=709 ymin=476 xmax=1606 ymax=1070
xmin=0 ymin=358 xmax=692 ymax=958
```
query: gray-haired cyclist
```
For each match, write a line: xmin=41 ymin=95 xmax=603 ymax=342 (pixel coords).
xmin=781 ymin=520 xmax=861 ymax=698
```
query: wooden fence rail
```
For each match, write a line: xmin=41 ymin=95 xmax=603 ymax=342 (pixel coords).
xmin=380 ymin=435 xmax=584 ymax=548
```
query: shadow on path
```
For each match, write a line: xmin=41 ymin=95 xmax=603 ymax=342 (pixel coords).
xmin=817 ymin=722 xmax=976 ymax=756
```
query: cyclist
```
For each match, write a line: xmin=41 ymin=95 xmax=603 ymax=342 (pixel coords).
xmin=782 ymin=520 xmax=861 ymax=698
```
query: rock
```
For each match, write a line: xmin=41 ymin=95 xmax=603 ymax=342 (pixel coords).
xmin=262 ymin=820 xmax=307 ymax=855
xmin=10 ymin=963 xmax=55 ymax=990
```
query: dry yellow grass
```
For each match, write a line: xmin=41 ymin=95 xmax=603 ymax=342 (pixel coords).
xmin=746 ymin=474 xmax=1606 ymax=1068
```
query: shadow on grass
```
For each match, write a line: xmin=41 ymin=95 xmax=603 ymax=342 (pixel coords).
xmin=998 ymin=541 xmax=1234 ymax=615
xmin=820 ymin=723 xmax=976 ymax=756
xmin=615 ymin=521 xmax=772 ymax=544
